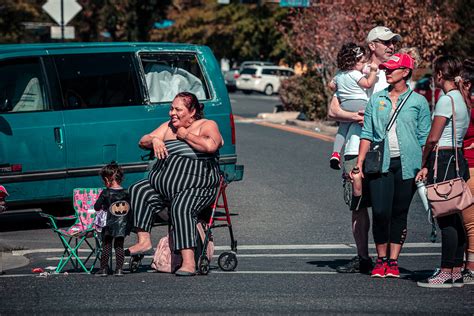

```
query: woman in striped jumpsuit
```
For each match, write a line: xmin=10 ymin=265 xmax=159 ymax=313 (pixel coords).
xmin=128 ymin=92 xmax=222 ymax=276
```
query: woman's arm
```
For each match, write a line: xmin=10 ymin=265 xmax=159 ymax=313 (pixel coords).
xmin=416 ymin=116 xmax=447 ymax=181
xmin=177 ymin=120 xmax=223 ymax=153
xmin=327 ymin=96 xmax=365 ymax=124
xmin=139 ymin=121 xmax=169 ymax=149
xmin=420 ymin=116 xmax=447 ymax=168
xmin=139 ymin=121 xmax=170 ymax=159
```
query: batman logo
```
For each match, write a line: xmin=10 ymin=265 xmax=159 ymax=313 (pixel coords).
xmin=110 ymin=201 xmax=130 ymax=216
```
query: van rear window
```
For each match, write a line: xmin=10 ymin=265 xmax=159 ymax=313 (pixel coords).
xmin=0 ymin=58 xmax=49 ymax=113
xmin=53 ymin=53 xmax=141 ymax=109
xmin=140 ymin=53 xmax=210 ymax=103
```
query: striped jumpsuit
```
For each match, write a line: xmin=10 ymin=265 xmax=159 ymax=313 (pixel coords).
xmin=130 ymin=139 xmax=220 ymax=251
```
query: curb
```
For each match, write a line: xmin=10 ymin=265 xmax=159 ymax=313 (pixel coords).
xmin=255 ymin=111 xmax=337 ymax=137
xmin=0 ymin=251 xmax=30 ymax=273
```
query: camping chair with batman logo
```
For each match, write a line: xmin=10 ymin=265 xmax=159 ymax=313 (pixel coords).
xmin=40 ymin=188 xmax=103 ymax=274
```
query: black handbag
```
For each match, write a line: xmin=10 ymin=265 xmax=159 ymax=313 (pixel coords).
xmin=363 ymin=91 xmax=413 ymax=174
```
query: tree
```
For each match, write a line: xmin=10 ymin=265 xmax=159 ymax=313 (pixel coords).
xmin=0 ymin=0 xmax=44 ymax=43
xmin=280 ymin=0 xmax=458 ymax=101
xmin=150 ymin=0 xmax=290 ymax=64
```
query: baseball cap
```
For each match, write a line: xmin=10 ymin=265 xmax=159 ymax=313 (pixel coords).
xmin=379 ymin=53 xmax=414 ymax=70
xmin=366 ymin=26 xmax=402 ymax=43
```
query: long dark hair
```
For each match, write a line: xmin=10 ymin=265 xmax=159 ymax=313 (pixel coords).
xmin=175 ymin=92 xmax=204 ymax=120
xmin=434 ymin=55 xmax=471 ymax=108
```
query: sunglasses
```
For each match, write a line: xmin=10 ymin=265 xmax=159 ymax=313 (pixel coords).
xmin=384 ymin=67 xmax=407 ymax=74
xmin=373 ymin=39 xmax=398 ymax=46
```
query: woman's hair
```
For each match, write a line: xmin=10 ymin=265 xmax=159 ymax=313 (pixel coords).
xmin=461 ymin=58 xmax=474 ymax=108
xmin=100 ymin=161 xmax=124 ymax=185
xmin=434 ymin=55 xmax=470 ymax=108
xmin=337 ymin=43 xmax=366 ymax=71
xmin=175 ymin=92 xmax=205 ymax=120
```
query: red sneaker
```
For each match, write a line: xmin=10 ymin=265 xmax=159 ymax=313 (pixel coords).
xmin=330 ymin=152 xmax=341 ymax=170
xmin=371 ymin=259 xmax=386 ymax=278
xmin=385 ymin=260 xmax=400 ymax=278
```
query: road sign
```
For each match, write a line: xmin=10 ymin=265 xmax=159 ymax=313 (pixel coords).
xmin=43 ymin=0 xmax=82 ymax=26
xmin=51 ymin=26 xmax=75 ymax=39
xmin=280 ymin=0 xmax=310 ymax=7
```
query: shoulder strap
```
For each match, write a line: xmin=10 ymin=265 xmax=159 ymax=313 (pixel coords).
xmin=385 ymin=90 xmax=413 ymax=133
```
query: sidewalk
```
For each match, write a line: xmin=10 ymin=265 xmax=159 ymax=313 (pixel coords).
xmin=0 ymin=251 xmax=30 ymax=274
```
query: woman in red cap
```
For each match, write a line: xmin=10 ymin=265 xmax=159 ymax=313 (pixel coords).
xmin=416 ymin=56 xmax=472 ymax=288
xmin=351 ymin=53 xmax=431 ymax=278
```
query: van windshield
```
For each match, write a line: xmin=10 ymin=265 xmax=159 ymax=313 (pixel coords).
xmin=140 ymin=53 xmax=210 ymax=103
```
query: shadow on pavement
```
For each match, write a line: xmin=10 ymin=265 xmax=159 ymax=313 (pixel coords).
xmin=0 ymin=203 xmax=74 ymax=232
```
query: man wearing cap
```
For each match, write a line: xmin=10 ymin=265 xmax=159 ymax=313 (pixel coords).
xmin=352 ymin=53 xmax=430 ymax=278
xmin=327 ymin=26 xmax=401 ymax=274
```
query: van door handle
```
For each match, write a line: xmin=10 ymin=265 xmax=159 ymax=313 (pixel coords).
xmin=54 ymin=127 xmax=64 ymax=149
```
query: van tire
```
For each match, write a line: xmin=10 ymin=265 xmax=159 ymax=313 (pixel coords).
xmin=242 ymin=90 xmax=252 ymax=94
xmin=264 ymin=85 xmax=273 ymax=96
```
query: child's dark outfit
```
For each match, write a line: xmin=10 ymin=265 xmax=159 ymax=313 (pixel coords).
xmin=94 ymin=188 xmax=131 ymax=274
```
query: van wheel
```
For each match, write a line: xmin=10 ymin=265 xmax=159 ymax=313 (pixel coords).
xmin=264 ymin=85 xmax=274 ymax=96
xmin=242 ymin=90 xmax=252 ymax=95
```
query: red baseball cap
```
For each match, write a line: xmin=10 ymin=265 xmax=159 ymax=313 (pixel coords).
xmin=379 ymin=53 xmax=414 ymax=70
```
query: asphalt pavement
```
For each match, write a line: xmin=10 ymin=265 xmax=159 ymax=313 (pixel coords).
xmin=1 ymin=92 xmax=473 ymax=314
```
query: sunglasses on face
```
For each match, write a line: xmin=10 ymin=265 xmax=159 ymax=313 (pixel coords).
xmin=385 ymin=67 xmax=406 ymax=74
xmin=373 ymin=39 xmax=397 ymax=46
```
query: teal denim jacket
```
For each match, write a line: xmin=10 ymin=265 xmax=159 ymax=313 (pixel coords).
xmin=360 ymin=87 xmax=431 ymax=180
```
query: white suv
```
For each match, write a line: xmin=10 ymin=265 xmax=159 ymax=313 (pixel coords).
xmin=236 ymin=65 xmax=294 ymax=95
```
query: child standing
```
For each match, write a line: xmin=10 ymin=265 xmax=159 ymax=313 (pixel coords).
xmin=94 ymin=162 xmax=131 ymax=277
xmin=329 ymin=42 xmax=378 ymax=170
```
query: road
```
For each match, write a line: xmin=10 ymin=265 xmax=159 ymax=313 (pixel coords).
xmin=0 ymin=92 xmax=473 ymax=314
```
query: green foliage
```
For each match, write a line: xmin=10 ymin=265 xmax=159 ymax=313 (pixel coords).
xmin=441 ymin=0 xmax=474 ymax=60
xmin=0 ymin=0 xmax=43 ymax=43
xmin=278 ymin=70 xmax=327 ymax=120
xmin=151 ymin=0 xmax=290 ymax=64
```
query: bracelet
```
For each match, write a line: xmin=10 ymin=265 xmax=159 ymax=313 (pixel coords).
xmin=352 ymin=166 xmax=360 ymax=174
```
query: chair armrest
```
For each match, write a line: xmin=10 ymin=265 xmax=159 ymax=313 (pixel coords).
xmin=39 ymin=212 xmax=77 ymax=221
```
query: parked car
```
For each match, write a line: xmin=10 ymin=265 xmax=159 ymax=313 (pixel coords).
xmin=236 ymin=65 xmax=295 ymax=95
xmin=238 ymin=61 xmax=275 ymax=73
xmin=0 ymin=42 xmax=243 ymax=209
xmin=223 ymin=67 xmax=239 ymax=92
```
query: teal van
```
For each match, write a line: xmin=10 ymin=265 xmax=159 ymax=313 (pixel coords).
xmin=0 ymin=43 xmax=242 ymax=209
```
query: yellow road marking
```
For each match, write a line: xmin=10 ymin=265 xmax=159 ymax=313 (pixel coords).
xmin=234 ymin=115 xmax=334 ymax=142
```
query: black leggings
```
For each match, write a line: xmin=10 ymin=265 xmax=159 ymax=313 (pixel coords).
xmin=427 ymin=149 xmax=469 ymax=268
xmin=100 ymin=236 xmax=124 ymax=270
xmin=368 ymin=157 xmax=416 ymax=245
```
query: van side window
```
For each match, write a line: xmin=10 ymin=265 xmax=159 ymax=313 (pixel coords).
xmin=53 ymin=53 xmax=141 ymax=109
xmin=0 ymin=58 xmax=49 ymax=113
xmin=140 ymin=53 xmax=210 ymax=103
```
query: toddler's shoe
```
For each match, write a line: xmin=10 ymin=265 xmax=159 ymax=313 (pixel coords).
xmin=330 ymin=152 xmax=341 ymax=170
